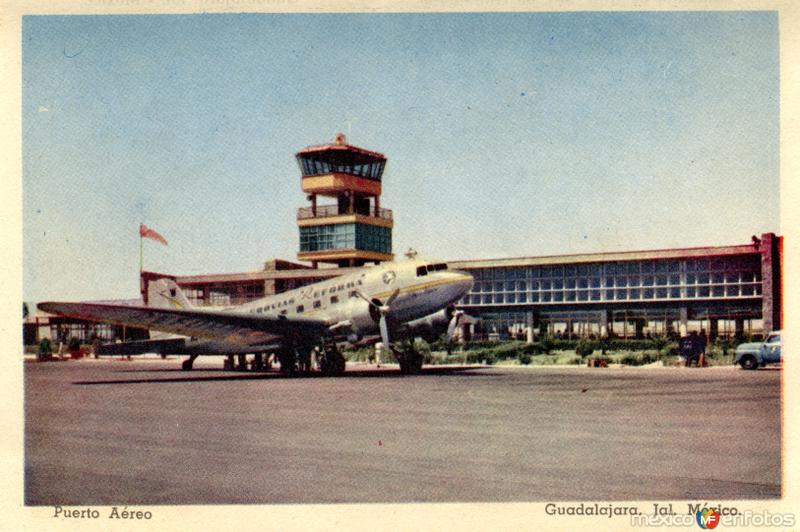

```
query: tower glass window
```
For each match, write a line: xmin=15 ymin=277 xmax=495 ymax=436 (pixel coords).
xmin=299 ymin=223 xmax=391 ymax=254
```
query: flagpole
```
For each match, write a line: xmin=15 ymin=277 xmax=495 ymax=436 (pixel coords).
xmin=139 ymin=224 xmax=144 ymax=273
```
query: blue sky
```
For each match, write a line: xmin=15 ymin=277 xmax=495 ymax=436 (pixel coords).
xmin=22 ymin=12 xmax=779 ymax=302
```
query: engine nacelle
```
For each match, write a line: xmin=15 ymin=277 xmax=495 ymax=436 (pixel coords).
xmin=341 ymin=296 xmax=378 ymax=337
xmin=401 ymin=306 xmax=456 ymax=342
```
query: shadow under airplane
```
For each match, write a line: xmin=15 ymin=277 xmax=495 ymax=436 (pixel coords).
xmin=72 ymin=365 xmax=493 ymax=386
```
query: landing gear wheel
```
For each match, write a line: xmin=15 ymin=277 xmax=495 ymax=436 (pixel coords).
xmin=277 ymin=349 xmax=297 ymax=376
xmin=397 ymin=349 xmax=423 ymax=375
xmin=320 ymin=351 xmax=346 ymax=377
xmin=407 ymin=353 xmax=423 ymax=374
xmin=181 ymin=354 xmax=198 ymax=371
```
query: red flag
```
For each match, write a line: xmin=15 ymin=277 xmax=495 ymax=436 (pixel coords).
xmin=139 ymin=223 xmax=168 ymax=246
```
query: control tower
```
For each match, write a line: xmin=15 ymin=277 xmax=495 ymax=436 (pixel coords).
xmin=295 ymin=134 xmax=394 ymax=267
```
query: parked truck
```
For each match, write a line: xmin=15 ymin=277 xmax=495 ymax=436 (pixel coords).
xmin=734 ymin=331 xmax=782 ymax=370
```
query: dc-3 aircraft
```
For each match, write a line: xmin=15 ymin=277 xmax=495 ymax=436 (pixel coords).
xmin=38 ymin=258 xmax=474 ymax=376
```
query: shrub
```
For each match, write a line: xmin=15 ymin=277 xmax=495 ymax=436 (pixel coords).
xmin=518 ymin=352 xmax=532 ymax=365
xmin=640 ymin=351 xmax=657 ymax=364
xmin=427 ymin=335 xmax=449 ymax=352
xmin=490 ymin=342 xmax=526 ymax=360
xmin=661 ymin=343 xmax=680 ymax=358
xmin=522 ymin=343 xmax=540 ymax=355
xmin=575 ymin=338 xmax=595 ymax=358
xmin=465 ymin=351 xmax=487 ymax=364
xmin=462 ymin=340 xmax=501 ymax=351
xmin=596 ymin=354 xmax=611 ymax=363
xmin=713 ymin=338 xmax=734 ymax=358
xmin=614 ymin=351 xmax=660 ymax=366
xmin=38 ymin=338 xmax=52 ymax=358
xmin=539 ymin=335 xmax=555 ymax=354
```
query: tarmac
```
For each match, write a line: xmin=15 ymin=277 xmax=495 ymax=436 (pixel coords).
xmin=24 ymin=358 xmax=781 ymax=505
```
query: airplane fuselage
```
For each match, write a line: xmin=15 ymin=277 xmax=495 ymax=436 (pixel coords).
xmin=220 ymin=259 xmax=473 ymax=341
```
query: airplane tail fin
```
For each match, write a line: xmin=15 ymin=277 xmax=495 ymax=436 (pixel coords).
xmin=147 ymin=278 xmax=194 ymax=311
xmin=146 ymin=278 xmax=194 ymax=340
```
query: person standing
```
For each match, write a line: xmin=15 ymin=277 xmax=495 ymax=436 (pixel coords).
xmin=697 ymin=329 xmax=708 ymax=367
xmin=680 ymin=332 xmax=696 ymax=367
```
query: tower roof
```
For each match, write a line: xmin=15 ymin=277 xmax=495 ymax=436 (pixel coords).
xmin=296 ymin=133 xmax=386 ymax=163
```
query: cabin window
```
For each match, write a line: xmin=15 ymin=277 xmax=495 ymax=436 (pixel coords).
xmin=417 ymin=263 xmax=448 ymax=276
xmin=280 ymin=309 xmax=287 ymax=315
xmin=313 ymin=300 xmax=321 ymax=309
xmin=330 ymin=295 xmax=339 ymax=304
xmin=296 ymin=305 xmax=304 ymax=313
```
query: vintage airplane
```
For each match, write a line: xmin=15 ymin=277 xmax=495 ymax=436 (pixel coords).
xmin=38 ymin=258 xmax=474 ymax=376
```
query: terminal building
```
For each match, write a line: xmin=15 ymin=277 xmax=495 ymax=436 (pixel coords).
xmin=450 ymin=233 xmax=781 ymax=340
xmin=24 ymin=136 xmax=782 ymax=345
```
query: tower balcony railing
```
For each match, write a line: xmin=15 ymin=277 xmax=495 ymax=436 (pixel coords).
xmin=297 ymin=205 xmax=393 ymax=221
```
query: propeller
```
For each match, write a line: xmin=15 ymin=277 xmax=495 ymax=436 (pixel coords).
xmin=356 ymin=289 xmax=400 ymax=348
xmin=446 ymin=307 xmax=465 ymax=355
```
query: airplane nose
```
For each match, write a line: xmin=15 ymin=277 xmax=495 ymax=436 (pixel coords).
xmin=451 ymin=272 xmax=474 ymax=295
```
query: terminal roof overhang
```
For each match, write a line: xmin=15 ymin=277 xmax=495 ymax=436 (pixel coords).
xmin=166 ymin=267 xmax=362 ymax=285
xmin=448 ymin=243 xmax=760 ymax=270
xmin=155 ymin=242 xmax=762 ymax=285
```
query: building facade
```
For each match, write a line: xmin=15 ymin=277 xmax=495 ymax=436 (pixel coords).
xmin=451 ymin=233 xmax=781 ymax=340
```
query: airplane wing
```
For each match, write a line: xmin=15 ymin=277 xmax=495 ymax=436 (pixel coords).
xmin=38 ymin=301 xmax=330 ymax=346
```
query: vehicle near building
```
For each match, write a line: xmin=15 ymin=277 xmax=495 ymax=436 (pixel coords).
xmin=734 ymin=331 xmax=782 ymax=369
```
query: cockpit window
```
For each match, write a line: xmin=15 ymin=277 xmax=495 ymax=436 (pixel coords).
xmin=416 ymin=263 xmax=448 ymax=276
